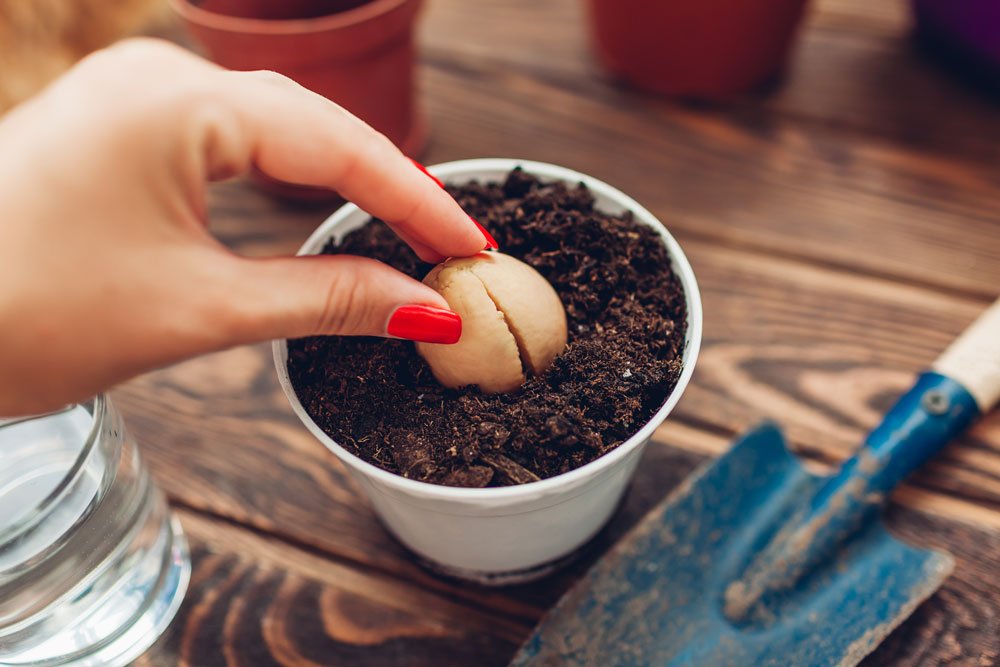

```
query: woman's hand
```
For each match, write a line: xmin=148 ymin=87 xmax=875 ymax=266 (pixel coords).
xmin=0 ymin=39 xmax=490 ymax=415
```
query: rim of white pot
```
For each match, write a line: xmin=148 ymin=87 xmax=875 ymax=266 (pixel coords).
xmin=273 ymin=158 xmax=703 ymax=502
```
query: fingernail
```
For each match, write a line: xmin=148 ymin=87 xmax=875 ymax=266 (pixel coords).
xmin=387 ymin=305 xmax=462 ymax=344
xmin=471 ymin=217 xmax=499 ymax=250
xmin=409 ymin=158 xmax=445 ymax=189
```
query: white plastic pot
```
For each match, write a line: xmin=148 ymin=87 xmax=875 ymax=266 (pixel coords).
xmin=274 ymin=158 xmax=703 ymax=584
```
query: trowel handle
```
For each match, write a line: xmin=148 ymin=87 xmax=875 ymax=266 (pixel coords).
xmin=933 ymin=297 xmax=1000 ymax=412
xmin=854 ymin=297 xmax=1000 ymax=494
xmin=815 ymin=297 xmax=1000 ymax=504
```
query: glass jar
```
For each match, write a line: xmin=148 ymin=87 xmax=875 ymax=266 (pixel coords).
xmin=0 ymin=395 xmax=189 ymax=666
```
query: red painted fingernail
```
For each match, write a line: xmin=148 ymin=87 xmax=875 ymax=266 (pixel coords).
xmin=471 ymin=217 xmax=499 ymax=250
xmin=409 ymin=158 xmax=445 ymax=188
xmin=387 ymin=305 xmax=462 ymax=344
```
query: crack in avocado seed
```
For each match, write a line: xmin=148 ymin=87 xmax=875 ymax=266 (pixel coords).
xmin=434 ymin=264 xmax=528 ymax=377
xmin=421 ymin=264 xmax=525 ymax=392
xmin=473 ymin=272 xmax=529 ymax=379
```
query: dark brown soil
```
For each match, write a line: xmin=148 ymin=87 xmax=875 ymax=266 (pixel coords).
xmin=287 ymin=168 xmax=687 ymax=487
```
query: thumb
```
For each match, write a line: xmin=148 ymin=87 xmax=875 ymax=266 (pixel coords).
xmin=222 ymin=254 xmax=461 ymax=344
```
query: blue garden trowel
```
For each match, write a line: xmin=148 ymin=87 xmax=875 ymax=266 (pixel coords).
xmin=512 ymin=298 xmax=1000 ymax=667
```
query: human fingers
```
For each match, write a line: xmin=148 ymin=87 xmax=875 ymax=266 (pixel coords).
xmin=200 ymin=70 xmax=492 ymax=260
xmin=217 ymin=253 xmax=461 ymax=344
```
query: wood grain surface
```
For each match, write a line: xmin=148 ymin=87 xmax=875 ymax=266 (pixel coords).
xmin=128 ymin=0 xmax=1000 ymax=663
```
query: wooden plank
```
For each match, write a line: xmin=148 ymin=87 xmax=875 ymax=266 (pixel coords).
xmin=420 ymin=0 xmax=1000 ymax=165
xmin=810 ymin=0 xmax=910 ymax=35
xmin=134 ymin=509 xmax=524 ymax=667
xmin=669 ymin=239 xmax=1000 ymax=515
xmin=415 ymin=58 xmax=1000 ymax=298
xmin=766 ymin=24 xmax=1000 ymax=166
xmin=132 ymin=459 xmax=1000 ymax=665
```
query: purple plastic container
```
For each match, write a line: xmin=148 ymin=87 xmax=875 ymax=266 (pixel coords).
xmin=912 ymin=0 xmax=1000 ymax=71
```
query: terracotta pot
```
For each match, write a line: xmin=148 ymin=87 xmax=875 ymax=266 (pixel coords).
xmin=585 ymin=0 xmax=811 ymax=99
xmin=170 ymin=0 xmax=426 ymax=200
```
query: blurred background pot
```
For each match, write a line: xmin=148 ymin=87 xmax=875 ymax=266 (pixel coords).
xmin=170 ymin=0 xmax=425 ymax=200
xmin=911 ymin=0 xmax=1000 ymax=76
xmin=585 ymin=0 xmax=811 ymax=99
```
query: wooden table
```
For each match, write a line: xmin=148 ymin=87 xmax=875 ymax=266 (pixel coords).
xmin=132 ymin=0 xmax=1000 ymax=664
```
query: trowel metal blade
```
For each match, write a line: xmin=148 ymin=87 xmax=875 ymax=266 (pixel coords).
xmin=510 ymin=424 xmax=953 ymax=667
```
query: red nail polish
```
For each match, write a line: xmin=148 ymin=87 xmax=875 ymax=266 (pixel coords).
xmin=471 ymin=217 xmax=499 ymax=250
xmin=387 ymin=305 xmax=462 ymax=344
xmin=409 ymin=158 xmax=445 ymax=189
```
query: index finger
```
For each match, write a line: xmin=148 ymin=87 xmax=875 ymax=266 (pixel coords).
xmin=204 ymin=70 xmax=490 ymax=261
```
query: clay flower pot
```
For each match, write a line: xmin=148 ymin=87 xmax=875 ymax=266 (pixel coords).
xmin=273 ymin=159 xmax=703 ymax=584
xmin=170 ymin=0 xmax=425 ymax=200
xmin=585 ymin=0 xmax=811 ymax=98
